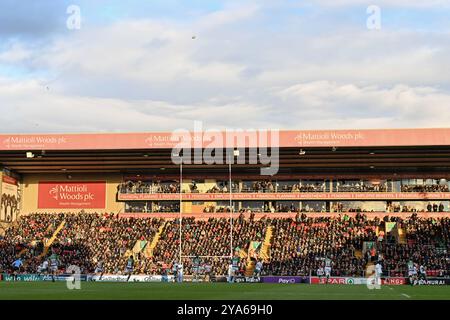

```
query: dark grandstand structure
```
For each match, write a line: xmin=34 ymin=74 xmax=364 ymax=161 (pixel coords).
xmin=0 ymin=128 xmax=449 ymax=280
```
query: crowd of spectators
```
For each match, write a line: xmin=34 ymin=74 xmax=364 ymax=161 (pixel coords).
xmin=241 ymin=181 xmax=275 ymax=193
xmin=151 ymin=215 xmax=267 ymax=275
xmin=0 ymin=213 xmax=163 ymax=274
xmin=118 ymin=181 xmax=179 ymax=194
xmin=263 ymin=213 xmax=449 ymax=277
xmin=1 ymin=212 xmax=448 ymax=277
xmin=335 ymin=181 xmax=387 ymax=192
xmin=206 ymin=181 xmax=240 ymax=193
xmin=203 ymin=206 xmax=233 ymax=213
xmin=386 ymin=202 xmax=446 ymax=213
xmin=241 ymin=181 xmax=326 ymax=193
xmin=263 ymin=213 xmax=378 ymax=276
xmin=401 ymin=184 xmax=449 ymax=193
xmin=0 ymin=213 xmax=66 ymax=273
xmin=380 ymin=215 xmax=449 ymax=276
xmin=152 ymin=203 xmax=180 ymax=213
xmin=118 ymin=179 xmax=450 ymax=195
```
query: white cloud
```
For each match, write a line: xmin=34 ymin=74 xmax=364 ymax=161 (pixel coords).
xmin=278 ymin=81 xmax=450 ymax=128
xmin=0 ymin=3 xmax=450 ymax=133
xmin=306 ymin=0 xmax=450 ymax=8
xmin=0 ymin=42 xmax=32 ymax=63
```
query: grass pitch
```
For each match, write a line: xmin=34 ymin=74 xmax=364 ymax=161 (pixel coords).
xmin=0 ymin=282 xmax=449 ymax=300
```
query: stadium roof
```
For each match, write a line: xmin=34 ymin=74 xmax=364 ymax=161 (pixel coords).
xmin=0 ymin=128 xmax=450 ymax=176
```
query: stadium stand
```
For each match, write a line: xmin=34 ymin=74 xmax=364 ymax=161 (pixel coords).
xmin=1 ymin=212 xmax=448 ymax=278
xmin=1 ymin=129 xmax=450 ymax=280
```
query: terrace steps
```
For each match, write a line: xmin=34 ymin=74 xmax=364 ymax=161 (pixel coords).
xmin=245 ymin=260 xmax=256 ymax=277
xmin=259 ymin=226 xmax=273 ymax=262
xmin=144 ymin=221 xmax=168 ymax=258
xmin=40 ymin=220 xmax=66 ymax=257
xmin=239 ymin=248 xmax=248 ymax=259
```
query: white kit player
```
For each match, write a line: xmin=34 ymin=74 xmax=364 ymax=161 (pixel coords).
xmin=375 ymin=261 xmax=383 ymax=286
xmin=228 ymin=263 xmax=235 ymax=283
xmin=125 ymin=255 xmax=134 ymax=282
xmin=177 ymin=263 xmax=184 ymax=283
xmin=95 ymin=260 xmax=105 ymax=280
xmin=172 ymin=261 xmax=178 ymax=282
xmin=317 ymin=266 xmax=325 ymax=281
xmin=324 ymin=257 xmax=333 ymax=283
xmin=49 ymin=253 xmax=60 ymax=282
xmin=254 ymin=260 xmax=263 ymax=277
xmin=204 ymin=262 xmax=212 ymax=282
xmin=37 ymin=259 xmax=49 ymax=275
xmin=407 ymin=260 xmax=418 ymax=285
xmin=419 ymin=264 xmax=427 ymax=281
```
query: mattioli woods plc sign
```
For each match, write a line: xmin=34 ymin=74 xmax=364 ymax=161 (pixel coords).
xmin=38 ymin=181 xmax=106 ymax=209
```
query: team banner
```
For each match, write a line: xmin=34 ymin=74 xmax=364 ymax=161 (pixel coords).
xmin=248 ymin=241 xmax=262 ymax=259
xmin=38 ymin=181 xmax=106 ymax=209
xmin=385 ymin=222 xmax=396 ymax=233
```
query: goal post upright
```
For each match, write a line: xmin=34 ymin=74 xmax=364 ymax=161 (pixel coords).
xmin=179 ymin=159 xmax=182 ymax=265
xmin=229 ymin=152 xmax=233 ymax=259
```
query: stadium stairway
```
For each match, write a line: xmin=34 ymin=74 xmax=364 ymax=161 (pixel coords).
xmin=40 ymin=220 xmax=66 ymax=257
xmin=239 ymin=248 xmax=248 ymax=260
xmin=397 ymin=227 xmax=407 ymax=244
xmin=144 ymin=221 xmax=168 ymax=258
xmin=18 ymin=248 xmax=28 ymax=257
xmin=259 ymin=226 xmax=273 ymax=262
xmin=245 ymin=259 xmax=256 ymax=277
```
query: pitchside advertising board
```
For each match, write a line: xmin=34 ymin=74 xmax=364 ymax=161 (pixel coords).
xmin=1 ymin=274 xmax=88 ymax=282
xmin=38 ymin=181 xmax=106 ymax=209
xmin=2 ymin=274 xmax=449 ymax=284
xmin=1 ymin=175 xmax=20 ymax=222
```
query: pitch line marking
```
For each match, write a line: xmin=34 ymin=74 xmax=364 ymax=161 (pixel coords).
xmin=401 ymin=293 xmax=411 ymax=298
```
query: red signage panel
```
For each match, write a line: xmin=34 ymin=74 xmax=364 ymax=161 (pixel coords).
xmin=1 ymin=128 xmax=450 ymax=150
xmin=117 ymin=192 xmax=450 ymax=201
xmin=2 ymin=175 xmax=18 ymax=185
xmin=38 ymin=181 xmax=106 ymax=209
xmin=382 ymin=277 xmax=407 ymax=285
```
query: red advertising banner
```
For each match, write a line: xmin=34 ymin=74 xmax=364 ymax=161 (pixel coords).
xmin=1 ymin=128 xmax=450 ymax=151
xmin=310 ymin=277 xmax=353 ymax=284
xmin=382 ymin=277 xmax=407 ymax=285
xmin=310 ymin=277 xmax=407 ymax=285
xmin=2 ymin=175 xmax=18 ymax=185
xmin=118 ymin=192 xmax=450 ymax=201
xmin=38 ymin=181 xmax=106 ymax=209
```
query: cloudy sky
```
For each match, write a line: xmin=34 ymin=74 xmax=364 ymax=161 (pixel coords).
xmin=1 ymin=0 xmax=450 ymax=133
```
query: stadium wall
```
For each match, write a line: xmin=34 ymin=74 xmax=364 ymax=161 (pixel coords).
xmin=21 ymin=173 xmax=124 ymax=214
